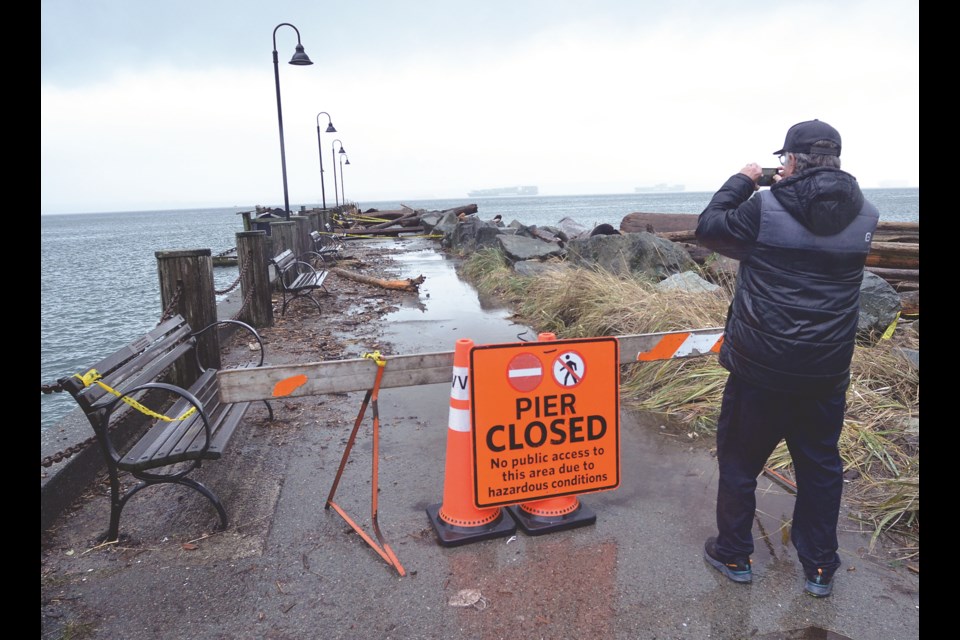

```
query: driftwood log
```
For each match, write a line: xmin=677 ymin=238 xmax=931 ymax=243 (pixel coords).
xmin=359 ymin=209 xmax=408 ymax=220
xmin=865 ymin=267 xmax=919 ymax=282
xmin=356 ymin=204 xmax=477 ymax=220
xmin=899 ymin=290 xmax=919 ymax=315
xmin=344 ymin=212 xmax=421 ymax=231
xmin=436 ymin=204 xmax=478 ymax=217
xmin=353 ymin=212 xmax=421 ymax=229
xmin=863 ymin=242 xmax=919 ymax=269
xmin=330 ymin=267 xmax=425 ymax=292
xmin=339 ymin=226 xmax=426 ymax=237
xmin=340 ymin=204 xmax=481 ymax=238
xmin=619 ymin=212 xmax=703 ymax=234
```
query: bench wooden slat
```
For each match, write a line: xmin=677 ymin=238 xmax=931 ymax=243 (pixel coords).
xmin=120 ymin=370 xmax=219 ymax=470
xmin=290 ymin=271 xmax=328 ymax=289
xmin=200 ymin=401 xmax=249 ymax=457
xmin=199 ymin=361 xmax=260 ymax=456
xmin=73 ymin=320 xmax=195 ymax=411
xmin=182 ymin=373 xmax=245 ymax=458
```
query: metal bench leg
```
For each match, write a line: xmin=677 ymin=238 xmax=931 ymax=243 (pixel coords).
xmin=104 ymin=470 xmax=130 ymax=542
xmin=287 ymin=292 xmax=323 ymax=315
xmin=105 ymin=476 xmax=229 ymax=541
xmin=104 ymin=478 xmax=159 ymax=541
xmin=174 ymin=477 xmax=229 ymax=531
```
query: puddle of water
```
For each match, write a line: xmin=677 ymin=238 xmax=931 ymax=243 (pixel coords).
xmin=383 ymin=245 xmax=535 ymax=352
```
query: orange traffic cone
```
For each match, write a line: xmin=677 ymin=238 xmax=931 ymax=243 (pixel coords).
xmin=427 ymin=338 xmax=517 ymax=547
xmin=507 ymin=333 xmax=597 ymax=535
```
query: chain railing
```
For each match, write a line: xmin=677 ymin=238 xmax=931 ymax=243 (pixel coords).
xmin=231 ymin=282 xmax=255 ymax=321
xmin=42 ymin=436 xmax=97 ymax=468
xmin=215 ymin=257 xmax=247 ymax=296
xmin=158 ymin=282 xmax=185 ymax=324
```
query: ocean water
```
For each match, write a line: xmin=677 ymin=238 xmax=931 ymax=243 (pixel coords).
xmin=41 ymin=189 xmax=918 ymax=434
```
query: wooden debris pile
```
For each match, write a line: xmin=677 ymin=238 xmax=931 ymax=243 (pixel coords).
xmin=332 ymin=205 xmax=478 ymax=239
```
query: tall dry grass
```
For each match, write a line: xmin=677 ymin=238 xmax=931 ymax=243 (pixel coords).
xmin=459 ymin=247 xmax=920 ymax=555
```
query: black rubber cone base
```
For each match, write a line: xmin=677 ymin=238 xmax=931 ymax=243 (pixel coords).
xmin=507 ymin=502 xmax=597 ymax=536
xmin=426 ymin=503 xmax=517 ymax=548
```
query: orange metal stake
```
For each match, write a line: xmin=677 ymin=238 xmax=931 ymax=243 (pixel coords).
xmin=325 ymin=352 xmax=406 ymax=577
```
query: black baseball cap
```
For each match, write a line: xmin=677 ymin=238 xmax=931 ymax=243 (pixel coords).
xmin=773 ymin=119 xmax=841 ymax=156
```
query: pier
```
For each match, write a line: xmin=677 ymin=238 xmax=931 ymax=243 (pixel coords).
xmin=41 ymin=207 xmax=919 ymax=640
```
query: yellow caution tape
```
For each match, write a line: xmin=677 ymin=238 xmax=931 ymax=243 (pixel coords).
xmin=73 ymin=369 xmax=197 ymax=422
xmin=880 ymin=311 xmax=901 ymax=340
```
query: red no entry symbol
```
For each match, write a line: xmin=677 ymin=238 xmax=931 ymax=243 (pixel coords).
xmin=506 ymin=352 xmax=543 ymax=393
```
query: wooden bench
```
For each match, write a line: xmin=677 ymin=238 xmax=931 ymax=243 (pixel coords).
xmin=271 ymin=249 xmax=330 ymax=316
xmin=303 ymin=229 xmax=344 ymax=265
xmin=56 ymin=314 xmax=273 ymax=542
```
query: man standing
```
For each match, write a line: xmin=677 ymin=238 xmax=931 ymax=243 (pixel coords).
xmin=696 ymin=120 xmax=879 ymax=597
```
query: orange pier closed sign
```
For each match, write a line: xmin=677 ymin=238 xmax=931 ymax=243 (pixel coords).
xmin=469 ymin=337 xmax=620 ymax=508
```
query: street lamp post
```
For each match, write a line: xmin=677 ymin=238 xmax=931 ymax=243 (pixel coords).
xmin=331 ymin=139 xmax=347 ymax=207
xmin=316 ymin=112 xmax=336 ymax=209
xmin=272 ymin=23 xmax=313 ymax=220
xmin=340 ymin=154 xmax=350 ymax=205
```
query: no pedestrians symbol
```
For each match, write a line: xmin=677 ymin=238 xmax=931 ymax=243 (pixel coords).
xmin=507 ymin=352 xmax=543 ymax=393
xmin=553 ymin=351 xmax=585 ymax=388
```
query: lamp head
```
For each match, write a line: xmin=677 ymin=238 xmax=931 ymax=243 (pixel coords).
xmin=326 ymin=123 xmax=337 ymax=133
xmin=338 ymin=146 xmax=347 ymax=154
xmin=345 ymin=158 xmax=351 ymax=165
xmin=289 ymin=44 xmax=313 ymax=65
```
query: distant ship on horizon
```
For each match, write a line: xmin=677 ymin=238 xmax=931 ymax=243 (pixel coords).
xmin=467 ymin=185 xmax=538 ymax=197
xmin=635 ymin=183 xmax=685 ymax=193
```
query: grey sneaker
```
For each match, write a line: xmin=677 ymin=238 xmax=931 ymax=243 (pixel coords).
xmin=804 ymin=568 xmax=834 ymax=598
xmin=703 ymin=536 xmax=752 ymax=584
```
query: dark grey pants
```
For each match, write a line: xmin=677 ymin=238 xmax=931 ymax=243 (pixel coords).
xmin=713 ymin=373 xmax=845 ymax=578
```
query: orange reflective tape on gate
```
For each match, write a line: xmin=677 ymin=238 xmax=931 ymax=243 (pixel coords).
xmin=469 ymin=337 xmax=620 ymax=508
xmin=636 ymin=331 xmax=724 ymax=361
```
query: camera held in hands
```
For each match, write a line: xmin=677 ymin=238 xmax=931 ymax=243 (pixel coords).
xmin=757 ymin=167 xmax=779 ymax=187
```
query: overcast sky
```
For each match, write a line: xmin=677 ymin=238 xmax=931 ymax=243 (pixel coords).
xmin=41 ymin=0 xmax=919 ymax=214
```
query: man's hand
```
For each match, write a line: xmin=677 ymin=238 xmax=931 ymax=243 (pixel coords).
xmin=740 ymin=163 xmax=763 ymax=181
xmin=740 ymin=163 xmax=763 ymax=190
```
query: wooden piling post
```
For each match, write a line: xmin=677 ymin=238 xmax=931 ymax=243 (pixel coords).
xmin=306 ymin=210 xmax=321 ymax=233
xmin=292 ymin=215 xmax=312 ymax=258
xmin=239 ymin=210 xmax=253 ymax=232
xmin=236 ymin=230 xmax=273 ymax=328
xmin=270 ymin=221 xmax=298 ymax=257
xmin=319 ymin=209 xmax=332 ymax=232
xmin=155 ymin=248 xmax=219 ymax=386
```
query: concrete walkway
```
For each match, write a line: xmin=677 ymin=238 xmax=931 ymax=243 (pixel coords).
xmin=41 ymin=237 xmax=919 ymax=640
